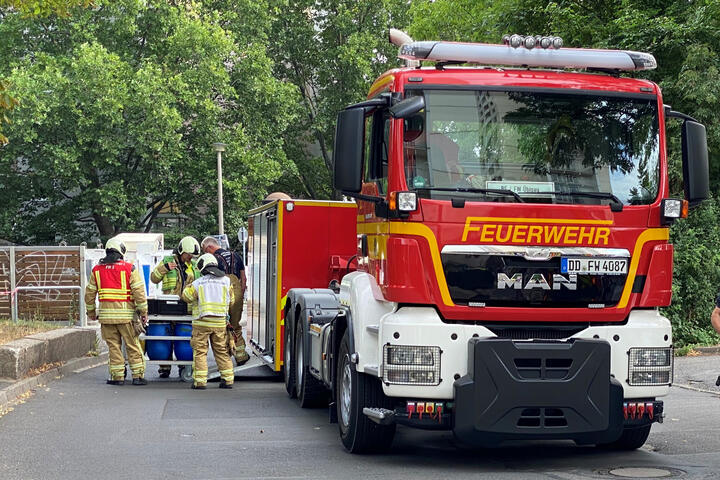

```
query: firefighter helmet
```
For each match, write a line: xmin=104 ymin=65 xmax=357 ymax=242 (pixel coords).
xmin=177 ymin=236 xmax=200 ymax=257
xmin=197 ymin=253 xmax=224 ymax=277
xmin=105 ymin=237 xmax=127 ymax=257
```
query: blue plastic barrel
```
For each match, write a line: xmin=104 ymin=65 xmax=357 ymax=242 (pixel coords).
xmin=173 ymin=323 xmax=193 ymax=361
xmin=142 ymin=265 xmax=151 ymax=295
xmin=146 ymin=323 xmax=172 ymax=360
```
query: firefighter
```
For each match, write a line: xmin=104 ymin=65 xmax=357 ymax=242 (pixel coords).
xmin=150 ymin=235 xmax=201 ymax=378
xmin=181 ymin=253 xmax=235 ymax=389
xmin=85 ymin=237 xmax=148 ymax=385
xmin=201 ymin=236 xmax=249 ymax=365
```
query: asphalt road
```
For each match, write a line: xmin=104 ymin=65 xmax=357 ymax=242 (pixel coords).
xmin=1 ymin=358 xmax=719 ymax=480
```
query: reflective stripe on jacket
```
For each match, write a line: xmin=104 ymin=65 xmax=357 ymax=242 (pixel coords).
xmin=181 ymin=275 xmax=234 ymax=328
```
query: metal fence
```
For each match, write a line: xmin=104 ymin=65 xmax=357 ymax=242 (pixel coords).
xmin=0 ymin=246 xmax=87 ymax=326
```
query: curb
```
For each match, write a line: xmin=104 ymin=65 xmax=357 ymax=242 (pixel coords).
xmin=674 ymin=382 xmax=720 ymax=396
xmin=0 ymin=352 xmax=108 ymax=410
xmin=693 ymin=345 xmax=720 ymax=355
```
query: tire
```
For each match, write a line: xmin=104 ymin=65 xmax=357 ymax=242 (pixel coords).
xmin=337 ymin=330 xmax=396 ymax=453
xmin=601 ymin=424 xmax=651 ymax=450
xmin=296 ymin=320 xmax=329 ymax=408
xmin=284 ymin=321 xmax=297 ymax=398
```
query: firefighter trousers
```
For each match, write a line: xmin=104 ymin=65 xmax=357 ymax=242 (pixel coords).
xmin=228 ymin=274 xmax=248 ymax=363
xmin=190 ymin=325 xmax=234 ymax=387
xmin=101 ymin=323 xmax=145 ymax=380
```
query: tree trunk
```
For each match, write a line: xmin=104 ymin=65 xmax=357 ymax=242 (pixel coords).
xmin=93 ymin=212 xmax=115 ymax=239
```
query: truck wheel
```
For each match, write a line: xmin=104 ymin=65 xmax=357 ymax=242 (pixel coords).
xmin=601 ymin=424 xmax=651 ymax=450
xmin=296 ymin=320 xmax=328 ymax=408
xmin=284 ymin=322 xmax=297 ymax=398
xmin=337 ymin=330 xmax=396 ymax=453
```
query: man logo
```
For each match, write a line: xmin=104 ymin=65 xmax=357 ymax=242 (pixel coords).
xmin=497 ymin=273 xmax=577 ymax=290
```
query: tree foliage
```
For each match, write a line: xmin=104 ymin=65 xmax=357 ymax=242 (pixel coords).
xmin=0 ymin=0 xmax=90 ymax=17
xmin=266 ymin=0 xmax=409 ymax=198
xmin=0 ymin=0 xmax=297 ymax=244
xmin=0 ymin=0 xmax=91 ymax=144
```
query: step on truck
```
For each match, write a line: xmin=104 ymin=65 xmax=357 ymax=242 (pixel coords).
xmin=246 ymin=31 xmax=710 ymax=453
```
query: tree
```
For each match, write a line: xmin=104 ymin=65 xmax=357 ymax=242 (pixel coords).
xmin=266 ymin=0 xmax=410 ymax=199
xmin=0 ymin=0 xmax=297 ymax=244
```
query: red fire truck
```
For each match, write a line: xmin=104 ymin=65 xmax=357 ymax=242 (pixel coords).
xmin=247 ymin=32 xmax=710 ymax=453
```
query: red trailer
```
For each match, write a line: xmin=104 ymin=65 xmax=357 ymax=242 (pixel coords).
xmin=246 ymin=200 xmax=357 ymax=372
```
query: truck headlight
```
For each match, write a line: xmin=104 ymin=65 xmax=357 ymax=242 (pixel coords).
xmin=386 ymin=345 xmax=435 ymax=366
xmin=383 ymin=345 xmax=441 ymax=386
xmin=628 ymin=347 xmax=673 ymax=386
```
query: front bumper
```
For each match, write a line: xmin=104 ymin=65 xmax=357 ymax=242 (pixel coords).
xmin=453 ymin=338 xmax=625 ymax=446
xmin=377 ymin=307 xmax=671 ymax=400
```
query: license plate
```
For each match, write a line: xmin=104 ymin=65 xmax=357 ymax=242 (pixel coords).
xmin=561 ymin=257 xmax=628 ymax=275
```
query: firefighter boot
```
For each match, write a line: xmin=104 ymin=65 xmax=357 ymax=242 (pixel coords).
xmin=191 ymin=383 xmax=207 ymax=390
xmin=106 ymin=379 xmax=124 ymax=386
xmin=132 ymin=378 xmax=148 ymax=386
xmin=234 ymin=335 xmax=249 ymax=365
xmin=219 ymin=379 xmax=233 ymax=389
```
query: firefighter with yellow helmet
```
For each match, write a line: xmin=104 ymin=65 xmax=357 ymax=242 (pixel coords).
xmin=85 ymin=237 xmax=148 ymax=385
xmin=150 ymin=235 xmax=201 ymax=377
xmin=181 ymin=253 xmax=235 ymax=389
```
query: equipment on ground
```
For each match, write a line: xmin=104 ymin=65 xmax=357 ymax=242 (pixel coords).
xmin=245 ymin=31 xmax=708 ymax=453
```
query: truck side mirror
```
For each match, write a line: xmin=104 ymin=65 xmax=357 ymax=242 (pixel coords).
xmin=333 ymin=108 xmax=365 ymax=193
xmin=389 ymin=95 xmax=425 ymax=119
xmin=682 ymin=120 xmax=710 ymax=206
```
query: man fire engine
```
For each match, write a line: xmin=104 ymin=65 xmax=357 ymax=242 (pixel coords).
xmin=246 ymin=31 xmax=710 ymax=453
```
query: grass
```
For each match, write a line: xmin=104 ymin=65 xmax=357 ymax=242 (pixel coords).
xmin=675 ymin=344 xmax=699 ymax=357
xmin=0 ymin=318 xmax=63 ymax=345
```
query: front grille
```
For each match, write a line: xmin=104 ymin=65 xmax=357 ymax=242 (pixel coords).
xmin=441 ymin=253 xmax=626 ymax=308
xmin=518 ymin=408 xmax=568 ymax=428
xmin=487 ymin=325 xmax=587 ymax=340
xmin=514 ymin=357 xmax=573 ymax=380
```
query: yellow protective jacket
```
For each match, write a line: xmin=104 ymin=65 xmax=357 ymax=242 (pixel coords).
xmin=85 ymin=260 xmax=148 ymax=324
xmin=151 ymin=254 xmax=200 ymax=295
xmin=181 ymin=275 xmax=235 ymax=328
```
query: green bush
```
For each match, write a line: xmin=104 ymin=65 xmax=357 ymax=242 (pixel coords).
xmin=663 ymin=197 xmax=720 ymax=346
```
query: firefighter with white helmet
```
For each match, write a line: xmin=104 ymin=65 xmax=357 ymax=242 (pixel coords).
xmin=181 ymin=253 xmax=235 ymax=389
xmin=85 ymin=237 xmax=148 ymax=385
xmin=150 ymin=235 xmax=201 ymax=377
xmin=200 ymin=235 xmax=250 ymax=365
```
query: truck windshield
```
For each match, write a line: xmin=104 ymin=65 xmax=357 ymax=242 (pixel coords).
xmin=403 ymin=89 xmax=660 ymax=206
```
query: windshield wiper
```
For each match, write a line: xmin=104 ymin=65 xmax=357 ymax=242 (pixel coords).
xmin=547 ymin=191 xmax=623 ymax=212
xmin=415 ymin=187 xmax=525 ymax=203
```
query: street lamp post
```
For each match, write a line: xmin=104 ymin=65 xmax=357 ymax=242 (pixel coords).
xmin=212 ymin=142 xmax=227 ymax=235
